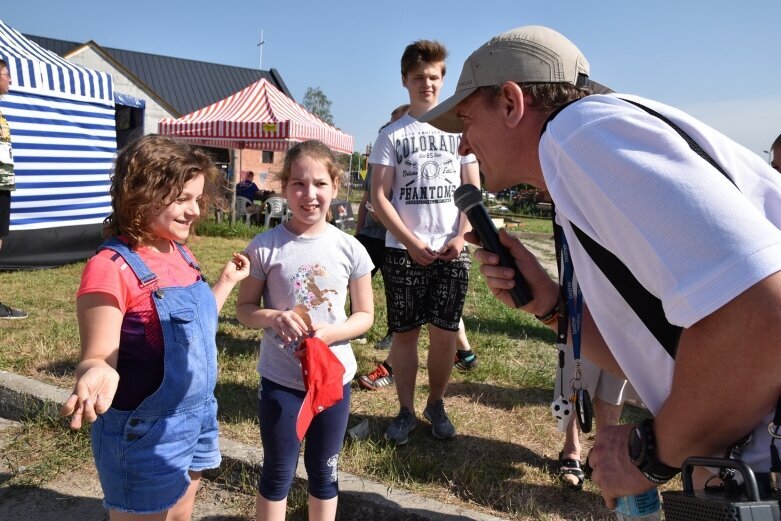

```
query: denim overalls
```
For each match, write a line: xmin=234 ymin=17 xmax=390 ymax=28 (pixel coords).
xmin=90 ymin=238 xmax=221 ymax=514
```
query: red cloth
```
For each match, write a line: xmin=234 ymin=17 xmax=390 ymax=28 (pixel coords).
xmin=295 ymin=337 xmax=345 ymax=441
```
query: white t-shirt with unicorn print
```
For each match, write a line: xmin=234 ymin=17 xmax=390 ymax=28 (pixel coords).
xmin=245 ymin=223 xmax=373 ymax=391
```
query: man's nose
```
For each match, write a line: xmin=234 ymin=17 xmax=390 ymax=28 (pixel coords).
xmin=458 ymin=134 xmax=472 ymax=156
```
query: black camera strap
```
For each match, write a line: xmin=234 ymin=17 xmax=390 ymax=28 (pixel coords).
xmin=544 ymin=96 xmax=781 ymax=488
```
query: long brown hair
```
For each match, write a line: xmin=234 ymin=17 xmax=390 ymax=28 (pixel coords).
xmin=104 ymin=135 xmax=223 ymax=247
xmin=275 ymin=140 xmax=343 ymax=191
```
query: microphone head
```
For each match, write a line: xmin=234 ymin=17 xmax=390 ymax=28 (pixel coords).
xmin=453 ymin=184 xmax=483 ymax=213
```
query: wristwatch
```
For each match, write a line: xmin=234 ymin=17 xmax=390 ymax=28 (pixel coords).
xmin=627 ymin=418 xmax=681 ymax=484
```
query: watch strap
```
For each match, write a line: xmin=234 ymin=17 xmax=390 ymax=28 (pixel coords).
xmin=633 ymin=418 xmax=681 ymax=484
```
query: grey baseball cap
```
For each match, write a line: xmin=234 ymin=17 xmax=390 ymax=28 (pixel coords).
xmin=419 ymin=25 xmax=590 ymax=133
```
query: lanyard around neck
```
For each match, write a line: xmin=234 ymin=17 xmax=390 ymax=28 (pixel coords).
xmin=559 ymin=233 xmax=583 ymax=366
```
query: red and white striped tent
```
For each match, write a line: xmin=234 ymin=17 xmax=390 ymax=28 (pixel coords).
xmin=158 ymin=78 xmax=354 ymax=155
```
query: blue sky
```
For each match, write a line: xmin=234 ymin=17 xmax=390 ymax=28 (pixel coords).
xmin=4 ymin=1 xmax=780 ymax=162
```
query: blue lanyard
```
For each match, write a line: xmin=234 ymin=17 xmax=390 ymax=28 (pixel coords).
xmin=560 ymin=233 xmax=583 ymax=371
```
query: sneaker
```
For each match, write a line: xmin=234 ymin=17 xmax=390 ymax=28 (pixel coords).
xmin=423 ymin=399 xmax=456 ymax=439
xmin=374 ymin=333 xmax=393 ymax=350
xmin=357 ymin=363 xmax=394 ymax=390
xmin=384 ymin=407 xmax=417 ymax=445
xmin=0 ymin=302 xmax=27 ymax=319
xmin=454 ymin=350 xmax=479 ymax=372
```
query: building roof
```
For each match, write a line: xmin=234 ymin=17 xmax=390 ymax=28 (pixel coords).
xmin=25 ymin=34 xmax=293 ymax=117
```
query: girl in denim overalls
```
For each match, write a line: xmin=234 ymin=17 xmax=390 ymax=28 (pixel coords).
xmin=236 ymin=140 xmax=374 ymax=521
xmin=61 ymin=135 xmax=250 ymax=519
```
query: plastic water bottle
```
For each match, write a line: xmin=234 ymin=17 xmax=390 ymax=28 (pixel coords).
xmin=614 ymin=488 xmax=661 ymax=520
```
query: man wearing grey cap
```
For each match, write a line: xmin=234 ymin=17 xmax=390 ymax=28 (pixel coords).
xmin=420 ymin=25 xmax=781 ymax=507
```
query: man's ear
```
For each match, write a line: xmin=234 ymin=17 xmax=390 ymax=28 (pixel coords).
xmin=401 ymin=74 xmax=407 ymax=88
xmin=501 ymin=82 xmax=525 ymax=128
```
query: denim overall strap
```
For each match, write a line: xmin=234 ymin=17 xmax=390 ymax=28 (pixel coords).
xmin=139 ymin=277 xmax=218 ymax=411
xmin=99 ymin=237 xmax=158 ymax=287
xmin=173 ymin=242 xmax=205 ymax=281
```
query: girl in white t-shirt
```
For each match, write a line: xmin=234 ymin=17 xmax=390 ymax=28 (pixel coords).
xmin=236 ymin=140 xmax=374 ymax=521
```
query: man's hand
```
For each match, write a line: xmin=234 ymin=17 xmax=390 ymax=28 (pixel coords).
xmin=588 ymin=424 xmax=658 ymax=509
xmin=466 ymin=228 xmax=558 ymax=316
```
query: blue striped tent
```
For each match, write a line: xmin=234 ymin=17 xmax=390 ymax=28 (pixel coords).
xmin=0 ymin=19 xmax=116 ymax=268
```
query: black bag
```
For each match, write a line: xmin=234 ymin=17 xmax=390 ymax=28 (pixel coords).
xmin=662 ymin=457 xmax=780 ymax=521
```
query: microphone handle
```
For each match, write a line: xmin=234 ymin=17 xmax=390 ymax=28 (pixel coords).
xmin=469 ymin=207 xmax=533 ymax=307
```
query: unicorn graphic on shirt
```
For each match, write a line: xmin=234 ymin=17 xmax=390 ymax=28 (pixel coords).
xmin=292 ymin=263 xmax=336 ymax=313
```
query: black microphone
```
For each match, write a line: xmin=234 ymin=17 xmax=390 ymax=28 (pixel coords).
xmin=453 ymin=184 xmax=533 ymax=307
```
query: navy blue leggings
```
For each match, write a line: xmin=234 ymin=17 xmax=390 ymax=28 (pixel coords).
xmin=257 ymin=377 xmax=351 ymax=501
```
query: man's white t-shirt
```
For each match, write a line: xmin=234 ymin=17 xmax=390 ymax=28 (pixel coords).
xmin=541 ymin=93 xmax=781 ymax=470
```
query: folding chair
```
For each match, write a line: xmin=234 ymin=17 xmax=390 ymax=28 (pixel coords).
xmin=235 ymin=196 xmax=255 ymax=224
xmin=264 ymin=196 xmax=290 ymax=228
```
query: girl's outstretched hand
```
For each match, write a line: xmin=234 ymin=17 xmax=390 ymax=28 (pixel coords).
xmin=221 ymin=252 xmax=250 ymax=284
xmin=60 ymin=365 xmax=119 ymax=430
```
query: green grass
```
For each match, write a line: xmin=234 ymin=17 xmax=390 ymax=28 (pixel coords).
xmin=0 ymin=218 xmax=661 ymax=520
xmin=506 ymin=216 xmax=554 ymax=234
xmin=196 ymin=216 xmax=266 ymax=239
xmin=0 ymin=414 xmax=92 ymax=488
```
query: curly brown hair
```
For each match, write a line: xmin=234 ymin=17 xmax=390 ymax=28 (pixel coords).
xmin=400 ymin=39 xmax=447 ymax=78
xmin=104 ymin=135 xmax=224 ymax=247
xmin=274 ymin=140 xmax=343 ymax=190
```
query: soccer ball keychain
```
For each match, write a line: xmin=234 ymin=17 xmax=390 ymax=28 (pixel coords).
xmin=551 ymin=232 xmax=593 ymax=433
xmin=551 ymin=346 xmax=573 ymax=432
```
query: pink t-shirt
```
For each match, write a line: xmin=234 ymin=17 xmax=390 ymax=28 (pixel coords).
xmin=77 ymin=239 xmax=201 ymax=409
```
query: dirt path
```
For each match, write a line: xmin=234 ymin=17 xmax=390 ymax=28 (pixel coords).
xmin=0 ymin=418 xmax=255 ymax=521
xmin=516 ymin=232 xmax=558 ymax=277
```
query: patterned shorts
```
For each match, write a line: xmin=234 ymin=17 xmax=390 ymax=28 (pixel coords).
xmin=382 ymin=247 xmax=470 ymax=332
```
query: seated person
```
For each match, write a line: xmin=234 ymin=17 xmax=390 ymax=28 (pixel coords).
xmin=237 ymin=171 xmax=263 ymax=200
xmin=237 ymin=171 xmax=269 ymax=223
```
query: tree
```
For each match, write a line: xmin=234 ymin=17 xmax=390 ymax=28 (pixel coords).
xmin=302 ymin=86 xmax=334 ymax=125
xmin=337 ymin=151 xmax=363 ymax=171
